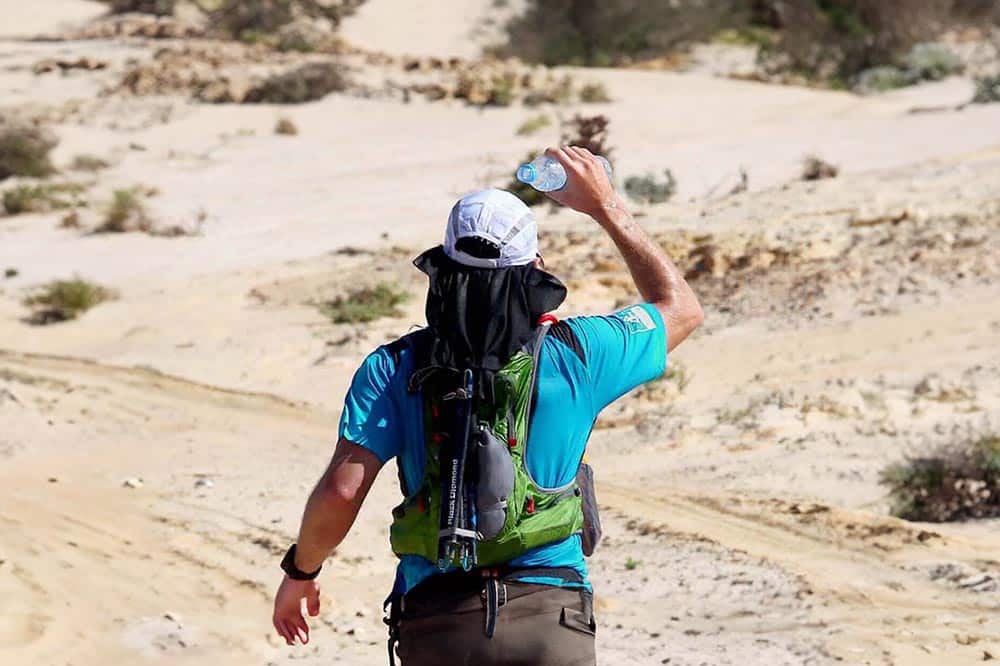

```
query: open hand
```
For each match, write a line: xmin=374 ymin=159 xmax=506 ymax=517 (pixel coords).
xmin=272 ymin=576 xmax=321 ymax=646
xmin=542 ymin=145 xmax=618 ymax=218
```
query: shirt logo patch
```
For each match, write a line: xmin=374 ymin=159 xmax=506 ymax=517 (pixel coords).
xmin=615 ymin=305 xmax=655 ymax=333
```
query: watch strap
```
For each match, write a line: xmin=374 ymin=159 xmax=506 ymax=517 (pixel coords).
xmin=281 ymin=544 xmax=322 ymax=580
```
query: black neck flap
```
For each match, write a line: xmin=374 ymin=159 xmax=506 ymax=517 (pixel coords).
xmin=410 ymin=246 xmax=566 ymax=393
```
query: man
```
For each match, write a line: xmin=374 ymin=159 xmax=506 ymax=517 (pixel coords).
xmin=272 ymin=146 xmax=704 ymax=665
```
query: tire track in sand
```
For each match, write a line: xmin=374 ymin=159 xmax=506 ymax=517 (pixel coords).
xmin=601 ymin=484 xmax=1000 ymax=665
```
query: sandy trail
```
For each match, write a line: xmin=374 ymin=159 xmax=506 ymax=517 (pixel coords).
xmin=601 ymin=485 xmax=1000 ymax=665
xmin=3 ymin=3 xmax=1000 ymax=664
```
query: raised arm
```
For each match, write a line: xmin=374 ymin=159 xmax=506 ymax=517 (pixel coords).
xmin=544 ymin=146 xmax=704 ymax=351
xmin=272 ymin=438 xmax=382 ymax=645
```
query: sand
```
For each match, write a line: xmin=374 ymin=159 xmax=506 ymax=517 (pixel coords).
xmin=1 ymin=2 xmax=999 ymax=664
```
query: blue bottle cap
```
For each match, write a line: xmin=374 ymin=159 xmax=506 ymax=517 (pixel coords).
xmin=516 ymin=164 xmax=536 ymax=184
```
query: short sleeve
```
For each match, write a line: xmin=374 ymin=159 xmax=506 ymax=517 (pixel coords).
xmin=338 ymin=346 xmax=402 ymax=463
xmin=567 ymin=304 xmax=667 ymax=414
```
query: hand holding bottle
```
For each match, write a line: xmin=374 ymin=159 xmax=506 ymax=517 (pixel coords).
xmin=535 ymin=146 xmax=620 ymax=219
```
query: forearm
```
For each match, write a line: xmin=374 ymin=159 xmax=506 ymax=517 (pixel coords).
xmin=593 ymin=195 xmax=703 ymax=347
xmin=292 ymin=480 xmax=357 ymax=573
xmin=291 ymin=440 xmax=377 ymax=573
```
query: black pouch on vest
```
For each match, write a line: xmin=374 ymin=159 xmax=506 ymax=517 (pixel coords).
xmin=576 ymin=463 xmax=602 ymax=556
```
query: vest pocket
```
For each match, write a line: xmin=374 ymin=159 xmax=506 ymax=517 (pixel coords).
xmin=475 ymin=427 xmax=515 ymax=540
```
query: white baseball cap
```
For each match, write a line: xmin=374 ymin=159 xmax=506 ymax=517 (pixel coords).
xmin=443 ymin=189 xmax=538 ymax=268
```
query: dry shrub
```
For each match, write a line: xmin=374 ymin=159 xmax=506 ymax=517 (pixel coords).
xmin=801 ymin=155 xmax=838 ymax=180
xmin=973 ymin=75 xmax=1000 ymax=104
xmin=96 ymin=188 xmax=152 ymax=233
xmin=22 ymin=278 xmax=117 ymax=325
xmin=318 ymin=283 xmax=409 ymax=323
xmin=516 ymin=114 xmax=552 ymax=136
xmin=0 ymin=124 xmax=57 ymax=181
xmin=275 ymin=117 xmax=299 ymax=135
xmin=502 ymin=1 xmax=998 ymax=80
xmin=2 ymin=182 xmax=86 ymax=215
xmin=624 ymin=170 xmax=677 ymax=204
xmin=243 ymin=61 xmax=347 ymax=103
xmin=760 ymin=0 xmax=993 ymax=80
xmin=103 ymin=0 xmax=175 ymax=14
xmin=499 ymin=0 xmax=739 ymax=66
xmin=579 ymin=82 xmax=612 ymax=103
xmin=561 ymin=114 xmax=613 ymax=161
xmin=70 ymin=154 xmax=111 ymax=172
xmin=882 ymin=433 xmax=1000 ymax=522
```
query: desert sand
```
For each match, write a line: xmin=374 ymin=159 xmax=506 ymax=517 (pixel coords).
xmin=1 ymin=2 xmax=998 ymax=665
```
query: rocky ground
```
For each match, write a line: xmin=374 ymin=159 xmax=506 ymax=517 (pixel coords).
xmin=1 ymin=2 xmax=999 ymax=665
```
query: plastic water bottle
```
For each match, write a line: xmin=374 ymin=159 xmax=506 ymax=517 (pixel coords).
xmin=516 ymin=154 xmax=613 ymax=192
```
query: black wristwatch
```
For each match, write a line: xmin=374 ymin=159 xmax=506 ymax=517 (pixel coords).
xmin=280 ymin=544 xmax=322 ymax=581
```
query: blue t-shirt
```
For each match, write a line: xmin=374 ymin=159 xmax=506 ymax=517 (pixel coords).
xmin=338 ymin=304 xmax=667 ymax=594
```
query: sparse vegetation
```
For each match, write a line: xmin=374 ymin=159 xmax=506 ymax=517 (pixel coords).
xmin=70 ymin=154 xmax=111 ymax=172
xmin=103 ymin=0 xmax=175 ymax=15
xmin=801 ymin=155 xmax=839 ymax=181
xmin=882 ymin=433 xmax=1000 ymax=522
xmin=96 ymin=187 xmax=152 ymax=233
xmin=0 ymin=124 xmax=57 ymax=181
xmin=501 ymin=1 xmax=996 ymax=83
xmin=275 ymin=117 xmax=299 ymax=135
xmin=243 ymin=61 xmax=347 ymax=104
xmin=561 ymin=114 xmax=614 ymax=160
xmin=2 ymin=183 xmax=86 ymax=215
xmin=972 ymin=75 xmax=1000 ymax=104
xmin=318 ymin=283 xmax=410 ymax=324
xmin=22 ymin=278 xmax=116 ymax=325
xmin=624 ymin=170 xmax=677 ymax=204
xmin=624 ymin=556 xmax=642 ymax=571
xmin=579 ymin=82 xmax=612 ymax=103
xmin=516 ymin=114 xmax=552 ymax=136
xmin=60 ymin=210 xmax=82 ymax=229
xmin=4 ymin=268 xmax=17 ymax=279
xmin=853 ymin=42 xmax=963 ymax=94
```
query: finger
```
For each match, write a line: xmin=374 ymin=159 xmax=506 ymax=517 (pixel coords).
xmin=306 ymin=586 xmax=321 ymax=617
xmin=544 ymin=146 xmax=574 ymax=169
xmin=292 ymin=614 xmax=310 ymax=644
xmin=278 ymin=620 xmax=295 ymax=646
xmin=561 ymin=145 xmax=589 ymax=164
xmin=568 ymin=146 xmax=598 ymax=167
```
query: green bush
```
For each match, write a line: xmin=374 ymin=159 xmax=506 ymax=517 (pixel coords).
xmin=3 ymin=183 xmax=85 ymax=215
xmin=242 ymin=62 xmax=347 ymax=104
xmin=0 ymin=125 xmax=56 ymax=181
xmin=801 ymin=155 xmax=838 ymax=180
xmin=70 ymin=154 xmax=111 ymax=172
xmin=516 ymin=114 xmax=552 ymax=136
xmin=23 ymin=278 xmax=116 ymax=324
xmin=624 ymin=170 xmax=677 ymax=204
xmin=579 ymin=82 xmax=612 ymax=103
xmin=275 ymin=117 xmax=299 ymax=135
xmin=318 ymin=283 xmax=409 ymax=323
xmin=103 ymin=0 xmax=175 ymax=14
xmin=972 ymin=75 xmax=1000 ymax=104
xmin=96 ymin=188 xmax=152 ymax=233
xmin=882 ymin=433 xmax=1000 ymax=522
xmin=903 ymin=42 xmax=963 ymax=81
xmin=853 ymin=65 xmax=911 ymax=94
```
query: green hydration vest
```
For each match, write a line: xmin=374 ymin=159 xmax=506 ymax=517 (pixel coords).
xmin=388 ymin=324 xmax=584 ymax=569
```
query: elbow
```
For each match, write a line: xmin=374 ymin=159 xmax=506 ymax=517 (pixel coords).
xmin=317 ymin=472 xmax=363 ymax=507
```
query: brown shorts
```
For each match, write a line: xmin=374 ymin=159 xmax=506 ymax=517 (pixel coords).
xmin=394 ymin=578 xmax=596 ymax=666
